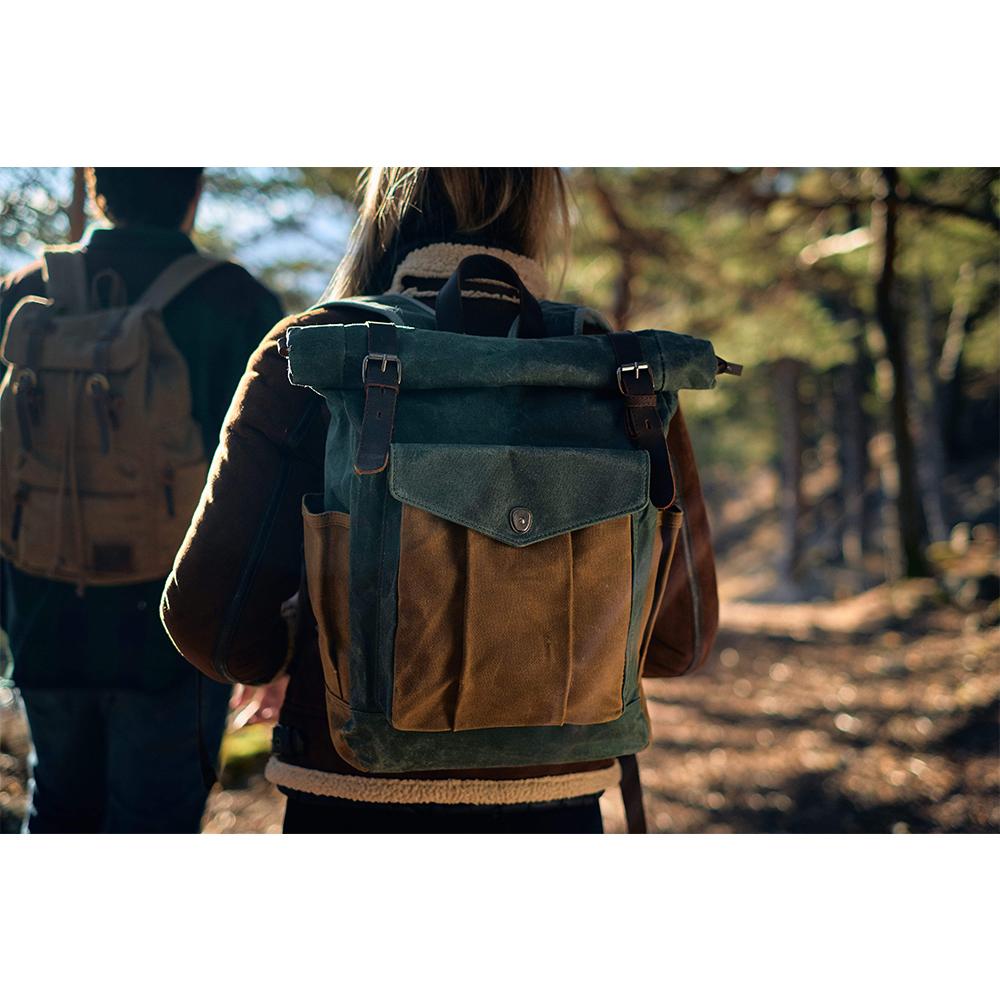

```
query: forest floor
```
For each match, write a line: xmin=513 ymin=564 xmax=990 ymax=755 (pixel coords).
xmin=2 ymin=471 xmax=997 ymax=835
xmin=4 ymin=575 xmax=994 ymax=835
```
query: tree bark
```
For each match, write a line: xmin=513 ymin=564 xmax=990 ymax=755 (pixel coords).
xmin=68 ymin=167 xmax=86 ymax=242
xmin=870 ymin=167 xmax=931 ymax=577
xmin=834 ymin=341 xmax=871 ymax=569
xmin=916 ymin=274 xmax=949 ymax=542
xmin=938 ymin=261 xmax=975 ymax=459
xmin=774 ymin=357 xmax=806 ymax=579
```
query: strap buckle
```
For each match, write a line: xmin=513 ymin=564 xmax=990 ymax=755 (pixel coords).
xmin=362 ymin=352 xmax=402 ymax=385
xmin=616 ymin=361 xmax=650 ymax=395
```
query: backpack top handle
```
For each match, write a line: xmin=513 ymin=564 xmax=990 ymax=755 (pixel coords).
xmin=435 ymin=253 xmax=547 ymax=339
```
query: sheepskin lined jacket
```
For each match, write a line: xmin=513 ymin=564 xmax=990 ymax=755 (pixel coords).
xmin=161 ymin=246 xmax=719 ymax=805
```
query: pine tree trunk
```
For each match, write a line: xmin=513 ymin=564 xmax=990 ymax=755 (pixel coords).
xmin=834 ymin=347 xmax=870 ymax=569
xmin=870 ymin=167 xmax=930 ymax=577
xmin=939 ymin=262 xmax=974 ymax=459
xmin=916 ymin=274 xmax=949 ymax=542
xmin=68 ymin=167 xmax=86 ymax=242
xmin=774 ymin=357 xmax=805 ymax=579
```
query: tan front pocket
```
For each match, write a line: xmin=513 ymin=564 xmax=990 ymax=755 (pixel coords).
xmin=637 ymin=507 xmax=684 ymax=671
xmin=392 ymin=505 xmax=634 ymax=733
xmin=302 ymin=496 xmax=351 ymax=702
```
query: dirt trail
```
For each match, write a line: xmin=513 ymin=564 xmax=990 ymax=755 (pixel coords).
xmin=4 ymin=586 xmax=997 ymax=835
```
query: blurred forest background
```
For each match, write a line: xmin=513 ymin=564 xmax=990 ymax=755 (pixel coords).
xmin=1 ymin=166 xmax=997 ymax=833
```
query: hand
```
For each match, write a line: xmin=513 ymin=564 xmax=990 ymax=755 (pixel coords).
xmin=229 ymin=675 xmax=290 ymax=730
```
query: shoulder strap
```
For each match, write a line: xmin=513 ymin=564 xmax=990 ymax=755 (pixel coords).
xmin=136 ymin=254 xmax=226 ymax=311
xmin=43 ymin=245 xmax=89 ymax=314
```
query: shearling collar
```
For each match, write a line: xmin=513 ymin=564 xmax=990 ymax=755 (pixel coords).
xmin=388 ymin=243 xmax=549 ymax=302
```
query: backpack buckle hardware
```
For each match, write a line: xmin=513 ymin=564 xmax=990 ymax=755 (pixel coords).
xmin=362 ymin=353 xmax=402 ymax=386
xmin=616 ymin=361 xmax=650 ymax=395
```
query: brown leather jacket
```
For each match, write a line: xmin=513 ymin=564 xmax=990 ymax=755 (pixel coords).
xmin=161 ymin=291 xmax=718 ymax=799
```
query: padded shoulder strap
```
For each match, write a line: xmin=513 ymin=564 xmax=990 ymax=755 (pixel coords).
xmin=43 ymin=245 xmax=89 ymax=314
xmin=136 ymin=254 xmax=226 ymax=311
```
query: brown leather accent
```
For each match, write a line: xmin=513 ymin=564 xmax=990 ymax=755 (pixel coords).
xmin=608 ymin=331 xmax=675 ymax=508
xmin=392 ymin=504 xmax=632 ymax=732
xmin=618 ymin=753 xmax=647 ymax=833
xmin=644 ymin=407 xmax=719 ymax=677
xmin=638 ymin=508 xmax=684 ymax=670
xmin=302 ymin=503 xmax=351 ymax=703
xmin=353 ymin=323 xmax=400 ymax=475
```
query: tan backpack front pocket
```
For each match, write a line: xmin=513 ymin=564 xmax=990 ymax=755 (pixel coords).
xmin=388 ymin=443 xmax=651 ymax=733
xmin=302 ymin=495 xmax=351 ymax=703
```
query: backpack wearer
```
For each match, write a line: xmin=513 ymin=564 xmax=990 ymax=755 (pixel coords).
xmin=284 ymin=255 xmax=741 ymax=775
xmin=0 ymin=245 xmax=223 ymax=589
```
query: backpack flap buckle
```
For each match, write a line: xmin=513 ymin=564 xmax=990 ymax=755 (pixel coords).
xmin=608 ymin=333 xmax=675 ymax=509
xmin=616 ymin=361 xmax=651 ymax=396
xmin=361 ymin=352 xmax=402 ymax=386
xmin=354 ymin=324 xmax=402 ymax=476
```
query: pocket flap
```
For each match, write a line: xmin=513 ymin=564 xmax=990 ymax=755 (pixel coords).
xmin=388 ymin=444 xmax=649 ymax=547
xmin=1 ymin=298 xmax=146 ymax=373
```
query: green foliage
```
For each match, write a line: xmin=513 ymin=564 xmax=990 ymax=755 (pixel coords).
xmin=2 ymin=166 xmax=996 ymax=488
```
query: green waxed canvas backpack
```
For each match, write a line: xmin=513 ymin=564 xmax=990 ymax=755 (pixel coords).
xmin=284 ymin=255 xmax=740 ymax=774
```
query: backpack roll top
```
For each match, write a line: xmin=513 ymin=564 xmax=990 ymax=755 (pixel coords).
xmin=286 ymin=270 xmax=739 ymax=773
xmin=0 ymin=250 xmax=222 ymax=587
xmin=288 ymin=322 xmax=721 ymax=393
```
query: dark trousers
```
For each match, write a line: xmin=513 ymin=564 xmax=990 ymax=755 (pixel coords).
xmin=20 ymin=673 xmax=230 ymax=834
xmin=282 ymin=791 xmax=605 ymax=834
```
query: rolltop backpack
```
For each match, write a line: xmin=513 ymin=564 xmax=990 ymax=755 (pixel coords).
xmin=283 ymin=254 xmax=741 ymax=779
xmin=0 ymin=245 xmax=224 ymax=589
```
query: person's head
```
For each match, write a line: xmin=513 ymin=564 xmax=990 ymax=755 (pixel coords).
xmin=86 ymin=168 xmax=204 ymax=231
xmin=330 ymin=168 xmax=570 ymax=298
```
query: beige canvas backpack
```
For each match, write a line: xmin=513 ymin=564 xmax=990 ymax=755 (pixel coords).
xmin=0 ymin=245 xmax=222 ymax=589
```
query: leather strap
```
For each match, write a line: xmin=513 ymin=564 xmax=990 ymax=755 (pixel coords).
xmin=43 ymin=247 xmax=89 ymax=315
xmin=618 ymin=754 xmax=647 ymax=834
xmin=136 ymin=254 xmax=226 ymax=311
xmin=608 ymin=332 xmax=675 ymax=509
xmin=436 ymin=254 xmax=546 ymax=339
xmin=353 ymin=323 xmax=401 ymax=475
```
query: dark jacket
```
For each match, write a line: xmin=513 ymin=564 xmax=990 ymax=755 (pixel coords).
xmin=160 ymin=248 xmax=719 ymax=801
xmin=0 ymin=225 xmax=284 ymax=691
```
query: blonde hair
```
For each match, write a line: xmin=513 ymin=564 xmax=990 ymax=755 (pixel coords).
xmin=329 ymin=168 xmax=570 ymax=299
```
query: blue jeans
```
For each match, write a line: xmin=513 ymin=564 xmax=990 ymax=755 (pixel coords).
xmin=20 ymin=674 xmax=230 ymax=834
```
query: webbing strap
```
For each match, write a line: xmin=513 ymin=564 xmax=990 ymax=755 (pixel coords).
xmin=43 ymin=247 xmax=89 ymax=315
xmin=618 ymin=754 xmax=647 ymax=834
xmin=608 ymin=332 xmax=675 ymax=509
xmin=353 ymin=323 xmax=401 ymax=475
xmin=136 ymin=254 xmax=225 ymax=311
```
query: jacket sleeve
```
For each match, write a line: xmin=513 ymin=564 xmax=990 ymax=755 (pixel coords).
xmin=160 ymin=309 xmax=332 ymax=685
xmin=643 ymin=406 xmax=720 ymax=677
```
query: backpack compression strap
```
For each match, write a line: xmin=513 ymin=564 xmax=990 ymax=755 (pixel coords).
xmin=136 ymin=254 xmax=226 ymax=311
xmin=43 ymin=246 xmax=89 ymax=314
xmin=618 ymin=753 xmax=648 ymax=833
xmin=608 ymin=332 xmax=676 ymax=509
xmin=354 ymin=322 xmax=402 ymax=475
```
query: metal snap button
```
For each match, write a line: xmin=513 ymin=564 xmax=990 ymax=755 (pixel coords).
xmin=509 ymin=507 xmax=532 ymax=534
